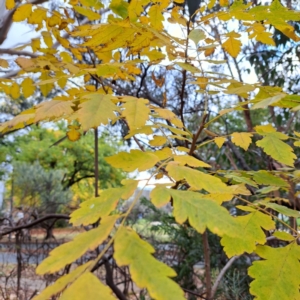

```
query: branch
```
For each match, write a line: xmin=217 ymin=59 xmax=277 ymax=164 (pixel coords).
xmin=0 ymin=214 xmax=70 ymax=236
xmin=210 ymin=255 xmax=241 ymax=299
xmin=0 ymin=48 xmax=38 ymax=58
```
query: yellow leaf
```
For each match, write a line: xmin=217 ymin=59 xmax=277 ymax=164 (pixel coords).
xmin=73 ymin=94 xmax=118 ymax=131
xmin=2 ymin=108 xmax=35 ymax=132
xmin=35 ymin=100 xmax=74 ymax=122
xmin=13 ymin=4 xmax=32 ymax=22
xmin=249 ymin=244 xmax=300 ymax=300
xmin=121 ymin=97 xmax=150 ymax=129
xmin=0 ymin=59 xmax=9 ymax=68
xmin=21 ymin=78 xmax=35 ymax=98
xmin=34 ymin=262 xmax=92 ymax=300
xmin=231 ymin=132 xmax=253 ymax=150
xmin=36 ymin=216 xmax=117 ymax=274
xmin=105 ymin=150 xmax=159 ymax=172
xmin=128 ymin=0 xmax=150 ymax=21
xmin=28 ymin=8 xmax=47 ymax=30
xmin=67 ymin=129 xmax=81 ymax=141
xmin=10 ymin=82 xmax=20 ymax=99
xmin=6 ymin=0 xmax=15 ymax=10
xmin=173 ymin=155 xmax=211 ymax=168
xmin=148 ymin=4 xmax=164 ymax=30
xmin=42 ymin=31 xmax=53 ymax=48
xmin=47 ymin=14 xmax=61 ymax=27
xmin=114 ymin=227 xmax=185 ymax=300
xmin=149 ymin=135 xmax=167 ymax=146
xmin=70 ymin=181 xmax=137 ymax=226
xmin=222 ymin=34 xmax=242 ymax=58
xmin=154 ymin=108 xmax=183 ymax=128
xmin=73 ymin=6 xmax=101 ymax=21
xmin=221 ymin=210 xmax=274 ymax=257
xmin=15 ymin=57 xmax=35 ymax=70
xmin=39 ymin=72 xmax=54 ymax=97
xmin=214 ymin=137 xmax=226 ymax=148
xmin=272 ymin=231 xmax=295 ymax=242
xmin=60 ymin=273 xmax=116 ymax=300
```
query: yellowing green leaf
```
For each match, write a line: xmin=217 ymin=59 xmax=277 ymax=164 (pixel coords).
xmin=34 ymin=100 xmax=74 ymax=123
xmin=33 ymin=262 xmax=92 ymax=300
xmin=73 ymin=6 xmax=101 ymax=21
xmin=13 ymin=4 xmax=32 ymax=21
xmin=36 ymin=216 xmax=117 ymax=274
xmin=105 ymin=150 xmax=159 ymax=172
xmin=70 ymin=181 xmax=137 ymax=226
xmin=109 ymin=0 xmax=129 ymax=18
xmin=222 ymin=34 xmax=242 ymax=58
xmin=256 ymin=136 xmax=296 ymax=167
xmin=249 ymin=244 xmax=300 ymax=300
xmin=176 ymin=62 xmax=200 ymax=73
xmin=173 ymin=155 xmax=211 ymax=168
xmin=121 ymin=97 xmax=150 ymax=129
xmin=21 ymin=78 xmax=35 ymax=98
xmin=231 ymin=132 xmax=253 ymax=150
xmin=60 ymin=273 xmax=116 ymax=300
xmin=73 ymin=94 xmax=118 ymax=131
xmin=221 ymin=210 xmax=274 ymax=257
xmin=273 ymin=231 xmax=295 ymax=242
xmin=166 ymin=162 xmax=228 ymax=193
xmin=252 ymin=93 xmax=286 ymax=109
xmin=214 ymin=137 xmax=226 ymax=148
xmin=114 ymin=227 xmax=185 ymax=300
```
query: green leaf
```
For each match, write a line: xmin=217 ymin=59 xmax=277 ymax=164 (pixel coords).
xmin=105 ymin=150 xmax=159 ymax=172
xmin=70 ymin=180 xmax=138 ymax=226
xmin=252 ymin=93 xmax=286 ymax=109
xmin=60 ymin=272 xmax=116 ymax=300
xmin=33 ymin=262 xmax=92 ymax=300
xmin=36 ymin=216 xmax=117 ymax=274
xmin=114 ymin=227 xmax=185 ymax=300
xmin=109 ymin=0 xmax=129 ymax=18
xmin=188 ymin=29 xmax=206 ymax=45
xmin=221 ymin=210 xmax=274 ymax=257
xmin=256 ymin=136 xmax=296 ymax=166
xmin=258 ymin=201 xmax=300 ymax=218
xmin=252 ymin=170 xmax=289 ymax=187
xmin=249 ymin=244 xmax=300 ymax=300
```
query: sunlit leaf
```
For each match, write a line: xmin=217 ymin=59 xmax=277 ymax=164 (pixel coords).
xmin=231 ymin=132 xmax=253 ymax=150
xmin=60 ymin=273 xmax=116 ymax=300
xmin=36 ymin=216 xmax=117 ymax=274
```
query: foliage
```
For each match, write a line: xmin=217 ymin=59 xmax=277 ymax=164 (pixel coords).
xmin=1 ymin=125 xmax=125 ymax=201
xmin=12 ymin=161 xmax=72 ymax=214
xmin=1 ymin=0 xmax=300 ymax=299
